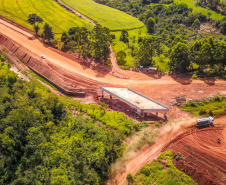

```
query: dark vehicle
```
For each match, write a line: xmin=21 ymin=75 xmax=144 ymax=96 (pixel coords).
xmin=196 ymin=116 xmax=214 ymax=128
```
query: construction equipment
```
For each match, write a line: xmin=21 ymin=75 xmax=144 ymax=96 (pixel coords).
xmin=196 ymin=117 xmax=214 ymax=128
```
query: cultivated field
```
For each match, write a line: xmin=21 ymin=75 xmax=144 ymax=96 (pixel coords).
xmin=0 ymin=0 xmax=93 ymax=33
xmin=62 ymin=0 xmax=144 ymax=30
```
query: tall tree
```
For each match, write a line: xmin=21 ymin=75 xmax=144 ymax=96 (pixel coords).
xmin=42 ymin=23 xmax=54 ymax=43
xmin=197 ymin=42 xmax=213 ymax=67
xmin=27 ymin=14 xmax=43 ymax=36
xmin=147 ymin=17 xmax=155 ymax=33
xmin=120 ymin=29 xmax=129 ymax=43
xmin=192 ymin=19 xmax=201 ymax=30
xmin=137 ymin=37 xmax=156 ymax=67
xmin=117 ymin=50 xmax=127 ymax=65
xmin=169 ymin=42 xmax=190 ymax=73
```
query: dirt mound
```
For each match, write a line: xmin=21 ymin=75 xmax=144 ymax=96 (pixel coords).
xmin=164 ymin=118 xmax=226 ymax=185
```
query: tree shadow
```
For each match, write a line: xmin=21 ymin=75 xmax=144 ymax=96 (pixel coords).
xmin=140 ymin=69 xmax=163 ymax=79
xmin=170 ymin=74 xmax=192 ymax=85
xmin=201 ymin=77 xmax=216 ymax=86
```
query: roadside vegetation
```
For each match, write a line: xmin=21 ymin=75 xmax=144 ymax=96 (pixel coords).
xmin=0 ymin=0 xmax=93 ymax=33
xmin=181 ymin=94 xmax=226 ymax=117
xmin=60 ymin=25 xmax=112 ymax=64
xmin=127 ymin=150 xmax=197 ymax=185
xmin=0 ymin=54 xmax=140 ymax=184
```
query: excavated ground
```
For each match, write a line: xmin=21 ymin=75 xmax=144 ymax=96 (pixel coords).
xmin=163 ymin=118 xmax=226 ymax=185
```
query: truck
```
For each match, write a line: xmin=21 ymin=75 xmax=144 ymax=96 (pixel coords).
xmin=196 ymin=116 xmax=214 ymax=128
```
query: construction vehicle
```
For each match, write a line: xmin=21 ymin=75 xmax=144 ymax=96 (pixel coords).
xmin=196 ymin=117 xmax=214 ymax=128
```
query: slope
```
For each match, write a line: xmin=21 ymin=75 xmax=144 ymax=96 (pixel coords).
xmin=0 ymin=0 xmax=93 ymax=33
xmin=62 ymin=0 xmax=144 ymax=30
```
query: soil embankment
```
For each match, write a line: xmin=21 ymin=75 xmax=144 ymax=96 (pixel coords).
xmin=163 ymin=118 xmax=226 ymax=185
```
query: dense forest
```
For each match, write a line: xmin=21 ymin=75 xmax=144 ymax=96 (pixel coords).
xmin=0 ymin=54 xmax=140 ymax=184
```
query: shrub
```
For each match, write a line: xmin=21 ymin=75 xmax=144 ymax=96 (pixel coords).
xmin=191 ymin=73 xmax=198 ymax=79
xmin=199 ymin=109 xmax=207 ymax=115
xmin=155 ymin=122 xmax=160 ymax=128
xmin=141 ymin=166 xmax=150 ymax=176
xmin=209 ymin=110 xmax=213 ymax=116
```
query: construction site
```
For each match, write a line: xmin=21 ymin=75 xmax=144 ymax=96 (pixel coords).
xmin=1 ymin=18 xmax=226 ymax=185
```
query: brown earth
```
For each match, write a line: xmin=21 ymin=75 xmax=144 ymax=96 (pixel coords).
xmin=1 ymin=18 xmax=226 ymax=185
xmin=163 ymin=118 xmax=226 ymax=185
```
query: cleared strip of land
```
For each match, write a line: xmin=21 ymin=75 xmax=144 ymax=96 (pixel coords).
xmin=0 ymin=0 xmax=93 ymax=33
xmin=62 ymin=0 xmax=144 ymax=30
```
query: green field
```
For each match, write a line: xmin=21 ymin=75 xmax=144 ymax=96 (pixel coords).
xmin=0 ymin=0 xmax=93 ymax=33
xmin=62 ymin=0 xmax=144 ymax=30
xmin=175 ymin=0 xmax=224 ymax=20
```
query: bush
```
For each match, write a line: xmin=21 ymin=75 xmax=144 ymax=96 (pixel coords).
xmin=191 ymin=73 xmax=198 ymax=79
xmin=141 ymin=166 xmax=150 ymax=176
xmin=199 ymin=109 xmax=207 ymax=115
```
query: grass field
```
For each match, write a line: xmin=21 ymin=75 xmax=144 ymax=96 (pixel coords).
xmin=62 ymin=0 xmax=144 ymax=31
xmin=175 ymin=0 xmax=224 ymax=20
xmin=0 ymin=0 xmax=93 ymax=33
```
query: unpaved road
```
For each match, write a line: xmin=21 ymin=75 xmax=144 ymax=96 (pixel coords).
xmin=1 ymin=18 xmax=226 ymax=87
xmin=1 ymin=18 xmax=226 ymax=185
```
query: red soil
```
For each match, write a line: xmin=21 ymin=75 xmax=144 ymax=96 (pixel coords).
xmin=163 ymin=118 xmax=226 ymax=185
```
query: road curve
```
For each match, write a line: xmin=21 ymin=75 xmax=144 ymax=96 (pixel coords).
xmin=1 ymin=18 xmax=226 ymax=88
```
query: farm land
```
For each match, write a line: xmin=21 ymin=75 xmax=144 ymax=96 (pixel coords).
xmin=0 ymin=0 xmax=93 ymax=33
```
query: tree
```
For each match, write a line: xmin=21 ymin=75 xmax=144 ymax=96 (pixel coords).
xmin=172 ymin=36 xmax=186 ymax=46
xmin=42 ymin=23 xmax=54 ymax=43
xmin=169 ymin=42 xmax=190 ymax=73
xmin=147 ymin=17 xmax=155 ymax=33
xmin=27 ymin=14 xmax=43 ymax=36
xmin=120 ymin=29 xmax=129 ymax=43
xmin=137 ymin=37 xmax=156 ymax=67
xmin=192 ymin=19 xmax=200 ymax=29
xmin=117 ymin=50 xmax=127 ymax=65
xmin=220 ymin=21 xmax=226 ymax=34
xmin=61 ymin=31 xmax=69 ymax=45
xmin=197 ymin=42 xmax=213 ymax=67
xmin=214 ymin=41 xmax=226 ymax=67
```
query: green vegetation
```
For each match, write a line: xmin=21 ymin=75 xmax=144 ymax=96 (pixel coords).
xmin=61 ymin=25 xmax=111 ymax=63
xmin=62 ymin=0 xmax=144 ymax=30
xmin=0 ymin=54 xmax=140 ymax=184
xmin=174 ymin=0 xmax=224 ymax=20
xmin=0 ymin=0 xmax=93 ymax=33
xmin=127 ymin=150 xmax=197 ymax=185
xmin=181 ymin=94 xmax=226 ymax=116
